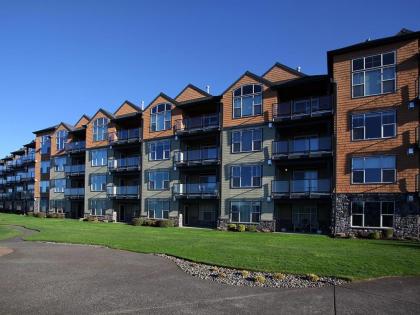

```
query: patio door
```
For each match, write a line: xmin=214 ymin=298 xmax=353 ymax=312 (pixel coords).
xmin=292 ymin=205 xmax=318 ymax=233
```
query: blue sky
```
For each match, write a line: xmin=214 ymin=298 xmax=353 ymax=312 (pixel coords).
xmin=0 ymin=0 xmax=419 ymax=157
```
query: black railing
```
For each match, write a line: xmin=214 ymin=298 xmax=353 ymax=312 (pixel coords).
xmin=172 ymin=183 xmax=219 ymax=198
xmin=271 ymin=179 xmax=331 ymax=198
xmin=108 ymin=128 xmax=141 ymax=143
xmin=64 ymin=165 xmax=85 ymax=175
xmin=64 ymin=188 xmax=85 ymax=198
xmin=272 ymin=136 xmax=332 ymax=158
xmin=272 ymin=96 xmax=332 ymax=121
xmin=65 ymin=141 xmax=86 ymax=152
xmin=107 ymin=185 xmax=139 ymax=198
xmin=108 ymin=157 xmax=140 ymax=171
xmin=174 ymin=114 xmax=220 ymax=133
xmin=174 ymin=148 xmax=219 ymax=165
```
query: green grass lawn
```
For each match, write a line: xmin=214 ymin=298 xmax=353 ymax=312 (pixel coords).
xmin=1 ymin=213 xmax=419 ymax=280
xmin=0 ymin=224 xmax=20 ymax=240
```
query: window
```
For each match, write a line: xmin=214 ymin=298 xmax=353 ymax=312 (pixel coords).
xmin=93 ymin=117 xmax=108 ymax=142
xmin=232 ymin=128 xmax=262 ymax=153
xmin=352 ymin=111 xmax=396 ymax=140
xmin=352 ymin=156 xmax=396 ymax=184
xmin=231 ymin=164 xmax=262 ymax=188
xmin=54 ymin=157 xmax=66 ymax=172
xmin=230 ymin=201 xmax=261 ymax=223
xmin=147 ymin=199 xmax=169 ymax=219
xmin=56 ymin=130 xmax=68 ymax=151
xmin=52 ymin=178 xmax=66 ymax=193
xmin=91 ymin=149 xmax=108 ymax=166
xmin=352 ymin=52 xmax=396 ymax=97
xmin=351 ymin=201 xmax=394 ymax=228
xmin=90 ymin=174 xmax=107 ymax=191
xmin=40 ymin=180 xmax=49 ymax=193
xmin=50 ymin=199 xmax=65 ymax=213
xmin=149 ymin=140 xmax=170 ymax=161
xmin=41 ymin=161 xmax=50 ymax=174
xmin=233 ymin=84 xmax=262 ymax=118
xmin=148 ymin=170 xmax=169 ymax=190
xmin=40 ymin=135 xmax=51 ymax=154
xmin=90 ymin=199 xmax=108 ymax=216
xmin=150 ymin=103 xmax=171 ymax=131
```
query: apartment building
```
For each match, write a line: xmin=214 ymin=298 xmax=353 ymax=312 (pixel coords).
xmin=1 ymin=29 xmax=418 ymax=237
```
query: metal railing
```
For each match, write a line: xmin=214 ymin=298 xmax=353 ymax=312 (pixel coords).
xmin=64 ymin=188 xmax=85 ymax=197
xmin=6 ymin=176 xmax=21 ymax=183
xmin=174 ymin=114 xmax=220 ymax=132
xmin=108 ymin=128 xmax=141 ymax=143
xmin=271 ymin=179 xmax=331 ymax=196
xmin=174 ymin=147 xmax=219 ymax=164
xmin=41 ymin=146 xmax=51 ymax=155
xmin=272 ymin=136 xmax=332 ymax=157
xmin=22 ymin=154 xmax=35 ymax=163
xmin=108 ymin=157 xmax=140 ymax=171
xmin=107 ymin=185 xmax=139 ymax=197
xmin=272 ymin=96 xmax=332 ymax=120
xmin=65 ymin=141 xmax=86 ymax=152
xmin=172 ymin=183 xmax=219 ymax=197
xmin=64 ymin=164 xmax=85 ymax=175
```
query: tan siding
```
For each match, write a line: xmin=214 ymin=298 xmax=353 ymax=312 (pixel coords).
xmin=86 ymin=111 xmax=114 ymax=149
xmin=263 ymin=65 xmax=301 ymax=82
xmin=114 ymin=102 xmax=139 ymax=117
xmin=75 ymin=116 xmax=89 ymax=128
xmin=175 ymin=87 xmax=207 ymax=102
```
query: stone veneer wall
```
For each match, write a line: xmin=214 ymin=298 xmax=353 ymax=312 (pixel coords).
xmin=333 ymin=193 xmax=419 ymax=239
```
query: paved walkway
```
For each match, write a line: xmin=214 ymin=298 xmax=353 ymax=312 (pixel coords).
xmin=0 ymin=226 xmax=419 ymax=314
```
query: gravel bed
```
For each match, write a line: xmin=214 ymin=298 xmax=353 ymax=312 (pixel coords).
xmin=157 ymin=254 xmax=348 ymax=288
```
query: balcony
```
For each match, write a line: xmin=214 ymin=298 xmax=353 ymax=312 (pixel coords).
xmin=0 ymin=179 xmax=6 ymax=185
xmin=272 ymin=136 xmax=332 ymax=160
xmin=108 ymin=157 xmax=141 ymax=172
xmin=172 ymin=182 xmax=219 ymax=199
xmin=22 ymin=154 xmax=35 ymax=164
xmin=174 ymin=147 xmax=220 ymax=167
xmin=108 ymin=128 xmax=141 ymax=145
xmin=64 ymin=165 xmax=85 ymax=176
xmin=64 ymin=188 xmax=85 ymax=199
xmin=272 ymin=96 xmax=332 ymax=122
xmin=41 ymin=146 xmax=51 ymax=155
xmin=271 ymin=179 xmax=331 ymax=199
xmin=174 ymin=114 xmax=220 ymax=135
xmin=20 ymin=173 xmax=35 ymax=182
xmin=65 ymin=141 xmax=86 ymax=153
xmin=6 ymin=176 xmax=21 ymax=183
xmin=107 ymin=185 xmax=139 ymax=199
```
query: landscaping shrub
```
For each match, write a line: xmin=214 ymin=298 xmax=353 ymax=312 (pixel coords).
xmin=273 ymin=272 xmax=285 ymax=280
xmin=218 ymin=272 xmax=227 ymax=278
xmin=143 ymin=219 xmax=155 ymax=227
xmin=306 ymin=273 xmax=320 ymax=282
xmin=241 ymin=270 xmax=250 ymax=278
xmin=47 ymin=213 xmax=59 ymax=218
xmin=237 ymin=224 xmax=246 ymax=232
xmin=383 ymin=229 xmax=394 ymax=239
xmin=157 ymin=220 xmax=174 ymax=228
xmin=132 ymin=218 xmax=144 ymax=226
xmin=86 ymin=216 xmax=98 ymax=223
xmin=26 ymin=212 xmax=34 ymax=217
xmin=34 ymin=212 xmax=46 ymax=218
xmin=245 ymin=225 xmax=257 ymax=232
xmin=227 ymin=224 xmax=237 ymax=231
xmin=369 ymin=231 xmax=381 ymax=240
xmin=255 ymin=275 xmax=266 ymax=284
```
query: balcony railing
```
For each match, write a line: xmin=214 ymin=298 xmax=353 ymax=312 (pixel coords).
xmin=172 ymin=182 xmax=219 ymax=198
xmin=0 ymin=179 xmax=6 ymax=185
xmin=6 ymin=176 xmax=21 ymax=183
xmin=272 ymin=136 xmax=332 ymax=159
xmin=174 ymin=114 xmax=220 ymax=134
xmin=20 ymin=173 xmax=35 ymax=181
xmin=22 ymin=154 xmax=35 ymax=164
xmin=271 ymin=179 xmax=331 ymax=198
xmin=64 ymin=164 xmax=85 ymax=176
xmin=108 ymin=157 xmax=141 ymax=172
xmin=107 ymin=185 xmax=139 ymax=198
xmin=272 ymin=96 xmax=332 ymax=121
xmin=65 ymin=141 xmax=86 ymax=152
xmin=64 ymin=188 xmax=85 ymax=198
xmin=41 ymin=145 xmax=51 ymax=155
xmin=174 ymin=147 xmax=219 ymax=166
xmin=108 ymin=128 xmax=141 ymax=144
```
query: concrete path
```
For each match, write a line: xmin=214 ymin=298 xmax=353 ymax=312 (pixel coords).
xmin=0 ymin=227 xmax=419 ymax=314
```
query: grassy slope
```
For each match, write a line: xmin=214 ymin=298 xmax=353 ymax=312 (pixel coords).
xmin=0 ymin=225 xmax=20 ymax=240
xmin=1 ymin=213 xmax=419 ymax=280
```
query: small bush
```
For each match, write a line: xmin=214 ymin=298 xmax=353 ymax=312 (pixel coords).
xmin=383 ymin=229 xmax=394 ymax=239
xmin=237 ymin=224 xmax=246 ymax=232
xmin=86 ymin=216 xmax=98 ymax=222
xmin=227 ymin=224 xmax=237 ymax=231
xmin=273 ymin=273 xmax=286 ymax=280
xmin=218 ymin=272 xmax=227 ymax=278
xmin=34 ymin=212 xmax=46 ymax=218
xmin=369 ymin=231 xmax=381 ymax=240
xmin=157 ymin=220 xmax=174 ymax=228
xmin=143 ymin=219 xmax=155 ymax=227
xmin=245 ymin=225 xmax=257 ymax=232
xmin=132 ymin=218 xmax=144 ymax=226
xmin=47 ymin=213 xmax=59 ymax=218
xmin=241 ymin=270 xmax=250 ymax=278
xmin=255 ymin=275 xmax=266 ymax=284
xmin=26 ymin=212 xmax=34 ymax=217
xmin=306 ymin=273 xmax=320 ymax=282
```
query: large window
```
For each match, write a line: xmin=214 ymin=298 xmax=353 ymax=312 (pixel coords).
xmin=230 ymin=201 xmax=261 ymax=223
xmin=41 ymin=161 xmax=50 ymax=174
xmin=52 ymin=178 xmax=66 ymax=193
xmin=40 ymin=135 xmax=51 ymax=154
xmin=90 ymin=199 xmax=108 ymax=216
xmin=90 ymin=174 xmax=107 ymax=191
xmin=148 ymin=170 xmax=169 ymax=190
xmin=40 ymin=180 xmax=49 ymax=193
xmin=352 ymin=51 xmax=396 ymax=97
xmin=93 ymin=117 xmax=108 ymax=142
xmin=150 ymin=103 xmax=171 ymax=131
xmin=54 ymin=157 xmax=66 ymax=172
xmin=149 ymin=140 xmax=170 ymax=161
xmin=56 ymin=130 xmax=68 ymax=151
xmin=147 ymin=199 xmax=170 ymax=219
xmin=50 ymin=199 xmax=65 ymax=213
xmin=231 ymin=164 xmax=262 ymax=188
xmin=233 ymin=84 xmax=262 ymax=118
xmin=91 ymin=149 xmax=108 ymax=166
xmin=351 ymin=201 xmax=394 ymax=228
xmin=352 ymin=110 xmax=396 ymax=140
xmin=352 ymin=156 xmax=396 ymax=184
xmin=232 ymin=128 xmax=262 ymax=153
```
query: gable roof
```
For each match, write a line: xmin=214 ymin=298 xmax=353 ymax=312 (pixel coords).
xmin=114 ymin=100 xmax=142 ymax=115
xmin=174 ymin=84 xmax=212 ymax=101
xmin=145 ymin=92 xmax=178 ymax=110
xmin=74 ymin=114 xmax=91 ymax=127
xmin=89 ymin=108 xmax=115 ymax=121
xmin=262 ymin=62 xmax=306 ymax=79
xmin=221 ymin=71 xmax=273 ymax=95
xmin=55 ymin=122 xmax=74 ymax=132
xmin=32 ymin=124 xmax=58 ymax=135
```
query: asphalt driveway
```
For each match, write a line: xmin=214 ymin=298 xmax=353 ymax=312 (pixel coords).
xmin=0 ymin=227 xmax=419 ymax=314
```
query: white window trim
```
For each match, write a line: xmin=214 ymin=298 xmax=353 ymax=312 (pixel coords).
xmin=350 ymin=200 xmax=395 ymax=228
xmin=148 ymin=140 xmax=170 ymax=161
xmin=351 ymin=110 xmax=397 ymax=141
xmin=231 ymin=164 xmax=262 ymax=188
xmin=351 ymin=156 xmax=396 ymax=184
xmin=233 ymin=84 xmax=263 ymax=118
xmin=230 ymin=200 xmax=261 ymax=224
xmin=231 ymin=128 xmax=262 ymax=153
